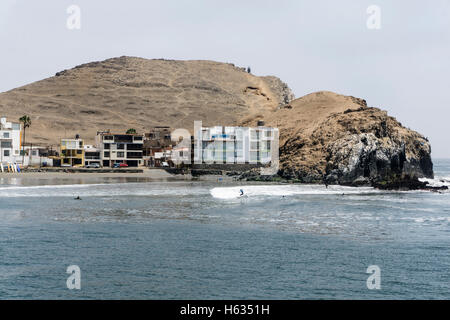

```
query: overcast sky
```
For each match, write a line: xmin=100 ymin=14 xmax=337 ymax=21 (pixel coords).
xmin=1 ymin=0 xmax=449 ymax=158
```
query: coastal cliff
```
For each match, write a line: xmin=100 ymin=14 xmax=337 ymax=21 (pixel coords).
xmin=0 ymin=57 xmax=434 ymax=187
xmin=244 ymin=91 xmax=433 ymax=187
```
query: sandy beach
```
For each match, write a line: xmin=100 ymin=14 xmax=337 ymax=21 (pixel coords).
xmin=0 ymin=169 xmax=191 ymax=181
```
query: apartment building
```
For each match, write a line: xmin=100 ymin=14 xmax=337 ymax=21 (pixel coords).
xmin=60 ymin=137 xmax=85 ymax=167
xmin=96 ymin=131 xmax=144 ymax=167
xmin=0 ymin=117 xmax=21 ymax=164
xmin=193 ymin=122 xmax=279 ymax=165
xmin=84 ymin=145 xmax=101 ymax=166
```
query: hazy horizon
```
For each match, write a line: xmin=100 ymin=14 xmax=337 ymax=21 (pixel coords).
xmin=1 ymin=0 xmax=449 ymax=157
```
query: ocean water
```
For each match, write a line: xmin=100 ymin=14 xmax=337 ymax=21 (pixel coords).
xmin=0 ymin=160 xmax=449 ymax=299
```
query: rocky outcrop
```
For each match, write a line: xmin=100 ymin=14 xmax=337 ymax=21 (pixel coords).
xmin=254 ymin=91 xmax=434 ymax=188
xmin=261 ymin=76 xmax=295 ymax=107
xmin=324 ymin=132 xmax=433 ymax=186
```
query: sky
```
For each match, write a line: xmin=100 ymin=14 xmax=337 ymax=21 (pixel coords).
xmin=1 ymin=0 xmax=449 ymax=158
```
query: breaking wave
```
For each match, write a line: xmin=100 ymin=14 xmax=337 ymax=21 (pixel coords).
xmin=0 ymin=182 xmax=199 ymax=198
xmin=210 ymin=184 xmax=382 ymax=199
xmin=419 ymin=176 xmax=450 ymax=188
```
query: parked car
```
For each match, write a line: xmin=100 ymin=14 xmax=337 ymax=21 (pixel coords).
xmin=86 ymin=163 xmax=100 ymax=168
xmin=113 ymin=163 xmax=128 ymax=168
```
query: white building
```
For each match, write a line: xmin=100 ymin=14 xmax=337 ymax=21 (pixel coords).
xmin=0 ymin=117 xmax=22 ymax=165
xmin=193 ymin=121 xmax=279 ymax=165
xmin=84 ymin=144 xmax=101 ymax=166
xmin=22 ymin=145 xmax=54 ymax=167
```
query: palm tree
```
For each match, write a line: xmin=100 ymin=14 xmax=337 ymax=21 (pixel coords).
xmin=126 ymin=128 xmax=136 ymax=134
xmin=19 ymin=115 xmax=31 ymax=166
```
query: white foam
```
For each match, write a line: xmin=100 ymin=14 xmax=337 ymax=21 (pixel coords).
xmin=0 ymin=182 xmax=199 ymax=198
xmin=419 ymin=176 xmax=450 ymax=188
xmin=210 ymin=184 xmax=380 ymax=199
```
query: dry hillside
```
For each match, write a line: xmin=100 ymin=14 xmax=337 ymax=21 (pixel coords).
xmin=0 ymin=56 xmax=294 ymax=145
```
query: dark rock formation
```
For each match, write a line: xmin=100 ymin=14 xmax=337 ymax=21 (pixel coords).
xmin=324 ymin=132 xmax=433 ymax=186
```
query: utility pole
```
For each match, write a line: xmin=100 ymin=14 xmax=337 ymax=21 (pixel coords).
xmin=29 ymin=142 xmax=33 ymax=166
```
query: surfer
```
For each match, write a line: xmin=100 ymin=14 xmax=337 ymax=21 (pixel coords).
xmin=74 ymin=196 xmax=82 ymax=200
xmin=239 ymin=189 xmax=244 ymax=197
xmin=322 ymin=177 xmax=329 ymax=189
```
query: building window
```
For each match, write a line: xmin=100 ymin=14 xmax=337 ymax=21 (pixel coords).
xmin=117 ymin=144 xmax=124 ymax=150
xmin=127 ymin=152 xmax=142 ymax=159
xmin=3 ymin=132 xmax=9 ymax=138
xmin=127 ymin=144 xmax=142 ymax=150
xmin=4 ymin=150 xmax=10 ymax=157
xmin=1 ymin=141 xmax=11 ymax=148
xmin=104 ymin=151 xmax=110 ymax=157
xmin=117 ymin=152 xmax=124 ymax=157
xmin=104 ymin=143 xmax=110 ymax=149
xmin=77 ymin=150 xmax=82 ymax=155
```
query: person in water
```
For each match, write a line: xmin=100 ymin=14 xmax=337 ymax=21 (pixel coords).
xmin=75 ymin=196 xmax=81 ymax=200
xmin=239 ymin=189 xmax=244 ymax=196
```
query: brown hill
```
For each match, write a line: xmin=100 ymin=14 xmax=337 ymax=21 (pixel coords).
xmin=0 ymin=56 xmax=294 ymax=146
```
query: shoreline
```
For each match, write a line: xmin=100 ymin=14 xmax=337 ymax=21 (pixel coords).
xmin=0 ymin=169 xmax=191 ymax=180
xmin=1 ymin=169 xmax=447 ymax=191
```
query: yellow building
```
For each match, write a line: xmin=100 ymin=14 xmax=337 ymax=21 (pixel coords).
xmin=60 ymin=138 xmax=84 ymax=167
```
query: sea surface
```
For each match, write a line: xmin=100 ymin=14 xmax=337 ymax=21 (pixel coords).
xmin=0 ymin=160 xmax=449 ymax=299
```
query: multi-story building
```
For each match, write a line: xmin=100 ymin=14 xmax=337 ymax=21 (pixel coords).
xmin=0 ymin=117 xmax=22 ymax=164
xmin=60 ymin=137 xmax=84 ymax=167
xmin=143 ymin=126 xmax=173 ymax=167
xmin=84 ymin=145 xmax=101 ymax=166
xmin=193 ymin=121 xmax=278 ymax=165
xmin=96 ymin=131 xmax=144 ymax=167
